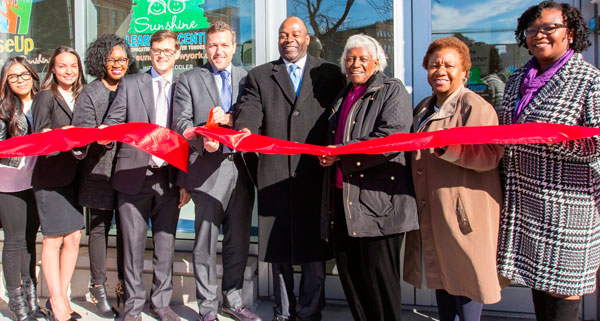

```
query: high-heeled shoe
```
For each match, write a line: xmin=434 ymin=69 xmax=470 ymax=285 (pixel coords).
xmin=115 ymin=279 xmax=126 ymax=307
xmin=89 ymin=282 xmax=118 ymax=318
xmin=45 ymin=300 xmax=76 ymax=321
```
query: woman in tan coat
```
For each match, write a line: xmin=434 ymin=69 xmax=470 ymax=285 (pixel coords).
xmin=403 ymin=36 xmax=503 ymax=321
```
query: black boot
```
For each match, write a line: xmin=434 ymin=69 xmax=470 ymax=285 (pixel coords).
xmin=21 ymin=279 xmax=44 ymax=318
xmin=7 ymin=287 xmax=36 ymax=321
xmin=89 ymin=283 xmax=118 ymax=318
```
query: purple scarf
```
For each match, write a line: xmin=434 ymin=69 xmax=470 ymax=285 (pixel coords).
xmin=513 ymin=49 xmax=574 ymax=123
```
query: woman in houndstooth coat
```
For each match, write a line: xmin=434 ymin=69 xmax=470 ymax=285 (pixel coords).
xmin=497 ymin=2 xmax=600 ymax=320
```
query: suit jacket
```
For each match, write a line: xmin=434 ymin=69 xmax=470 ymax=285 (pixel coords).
xmin=103 ymin=71 xmax=178 ymax=195
xmin=172 ymin=63 xmax=249 ymax=192
xmin=234 ymin=55 xmax=346 ymax=264
xmin=31 ymin=89 xmax=78 ymax=188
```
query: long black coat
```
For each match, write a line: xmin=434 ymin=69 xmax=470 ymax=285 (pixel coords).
xmin=234 ymin=55 xmax=346 ymax=264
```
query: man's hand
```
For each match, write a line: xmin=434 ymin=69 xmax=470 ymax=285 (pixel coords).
xmin=97 ymin=124 xmax=112 ymax=145
xmin=240 ymin=128 xmax=251 ymax=134
xmin=178 ymin=187 xmax=191 ymax=208
xmin=211 ymin=107 xmax=233 ymax=127
xmin=62 ymin=125 xmax=74 ymax=129
xmin=318 ymin=145 xmax=339 ymax=167
xmin=203 ymin=137 xmax=219 ymax=153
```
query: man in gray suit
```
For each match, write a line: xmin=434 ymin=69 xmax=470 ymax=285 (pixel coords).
xmin=101 ymin=30 xmax=191 ymax=321
xmin=172 ymin=22 xmax=259 ymax=321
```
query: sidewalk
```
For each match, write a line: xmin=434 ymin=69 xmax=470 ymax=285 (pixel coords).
xmin=0 ymin=298 xmax=534 ymax=321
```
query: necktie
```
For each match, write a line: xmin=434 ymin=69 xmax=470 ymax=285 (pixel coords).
xmin=219 ymin=70 xmax=232 ymax=112
xmin=152 ymin=78 xmax=168 ymax=167
xmin=289 ymin=64 xmax=301 ymax=96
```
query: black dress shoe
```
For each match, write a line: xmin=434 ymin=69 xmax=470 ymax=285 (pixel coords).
xmin=45 ymin=300 xmax=77 ymax=321
xmin=70 ymin=311 xmax=82 ymax=319
xmin=89 ymin=283 xmax=119 ymax=318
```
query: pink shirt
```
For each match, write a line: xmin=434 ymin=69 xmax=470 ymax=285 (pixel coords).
xmin=335 ymin=85 xmax=367 ymax=189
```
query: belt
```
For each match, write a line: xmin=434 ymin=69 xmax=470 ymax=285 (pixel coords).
xmin=148 ymin=164 xmax=168 ymax=169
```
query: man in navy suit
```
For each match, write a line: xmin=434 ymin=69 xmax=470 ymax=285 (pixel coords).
xmin=101 ymin=30 xmax=191 ymax=321
xmin=172 ymin=22 xmax=259 ymax=321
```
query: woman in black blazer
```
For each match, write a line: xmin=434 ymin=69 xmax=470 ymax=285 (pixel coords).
xmin=71 ymin=34 xmax=138 ymax=317
xmin=0 ymin=57 xmax=44 ymax=321
xmin=32 ymin=46 xmax=86 ymax=321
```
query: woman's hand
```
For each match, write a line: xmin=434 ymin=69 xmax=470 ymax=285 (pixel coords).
xmin=318 ymin=145 xmax=340 ymax=167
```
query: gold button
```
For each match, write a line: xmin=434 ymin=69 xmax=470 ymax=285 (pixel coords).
xmin=353 ymin=232 xmax=356 ymax=236
xmin=349 ymin=201 xmax=353 ymax=205
xmin=293 ymin=110 xmax=300 ymax=116
xmin=356 ymin=162 xmax=361 ymax=166
xmin=359 ymin=174 xmax=364 ymax=178
xmin=349 ymin=174 xmax=352 ymax=177
xmin=352 ymin=121 xmax=356 ymax=125
xmin=391 ymin=176 xmax=395 ymax=180
xmin=332 ymin=130 xmax=335 ymax=134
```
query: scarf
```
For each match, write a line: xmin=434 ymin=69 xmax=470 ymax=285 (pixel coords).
xmin=513 ymin=49 xmax=574 ymax=123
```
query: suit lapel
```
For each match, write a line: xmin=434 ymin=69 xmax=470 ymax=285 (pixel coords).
xmin=272 ymin=59 xmax=296 ymax=105
xmin=54 ymin=94 xmax=73 ymax=119
xmin=295 ymin=55 xmax=315 ymax=107
xmin=231 ymin=66 xmax=242 ymax=105
xmin=138 ymin=71 xmax=154 ymax=123
xmin=199 ymin=64 xmax=221 ymax=107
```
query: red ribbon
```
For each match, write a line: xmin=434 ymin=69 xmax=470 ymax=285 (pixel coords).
xmin=185 ymin=123 xmax=600 ymax=156
xmin=0 ymin=123 xmax=189 ymax=172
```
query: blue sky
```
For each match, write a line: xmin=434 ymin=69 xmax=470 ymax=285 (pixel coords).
xmin=432 ymin=0 xmax=541 ymax=43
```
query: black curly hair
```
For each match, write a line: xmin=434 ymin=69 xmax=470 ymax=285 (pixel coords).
xmin=84 ymin=34 xmax=139 ymax=79
xmin=515 ymin=1 xmax=591 ymax=53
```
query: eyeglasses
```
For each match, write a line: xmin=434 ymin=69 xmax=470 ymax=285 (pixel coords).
xmin=150 ymin=48 xmax=176 ymax=57
xmin=523 ymin=23 xmax=567 ymax=38
xmin=7 ymin=72 xmax=32 ymax=83
xmin=106 ymin=58 xmax=129 ymax=66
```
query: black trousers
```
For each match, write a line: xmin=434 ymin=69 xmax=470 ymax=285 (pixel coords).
xmin=333 ymin=189 xmax=404 ymax=321
xmin=0 ymin=189 xmax=40 ymax=289
xmin=272 ymin=261 xmax=326 ymax=321
xmin=87 ymin=208 xmax=124 ymax=284
xmin=532 ymin=289 xmax=581 ymax=321
xmin=435 ymin=289 xmax=483 ymax=321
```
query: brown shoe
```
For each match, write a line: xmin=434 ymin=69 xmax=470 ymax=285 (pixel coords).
xmin=220 ymin=306 xmax=262 ymax=321
xmin=149 ymin=306 xmax=181 ymax=321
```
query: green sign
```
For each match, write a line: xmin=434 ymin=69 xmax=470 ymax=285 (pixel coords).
xmin=130 ymin=0 xmax=209 ymax=34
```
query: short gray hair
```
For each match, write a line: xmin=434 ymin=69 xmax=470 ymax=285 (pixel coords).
xmin=340 ymin=34 xmax=387 ymax=74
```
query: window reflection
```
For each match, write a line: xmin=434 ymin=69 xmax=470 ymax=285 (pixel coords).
xmin=288 ymin=0 xmax=394 ymax=76
xmin=432 ymin=0 xmax=541 ymax=112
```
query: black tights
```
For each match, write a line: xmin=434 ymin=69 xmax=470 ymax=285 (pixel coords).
xmin=532 ymin=289 xmax=581 ymax=321
xmin=0 ymin=190 xmax=40 ymax=290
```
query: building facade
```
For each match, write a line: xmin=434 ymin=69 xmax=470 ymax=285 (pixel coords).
xmin=1 ymin=0 xmax=598 ymax=318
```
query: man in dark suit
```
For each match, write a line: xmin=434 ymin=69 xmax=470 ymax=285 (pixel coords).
xmin=234 ymin=17 xmax=346 ymax=321
xmin=172 ymin=21 xmax=259 ymax=321
xmin=100 ymin=30 xmax=191 ymax=321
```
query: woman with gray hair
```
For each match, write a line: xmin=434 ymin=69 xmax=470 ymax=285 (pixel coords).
xmin=319 ymin=34 xmax=417 ymax=320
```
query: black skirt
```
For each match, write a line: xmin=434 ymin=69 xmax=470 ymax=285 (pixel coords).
xmin=34 ymin=182 xmax=84 ymax=236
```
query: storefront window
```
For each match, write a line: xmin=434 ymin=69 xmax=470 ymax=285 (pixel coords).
xmin=431 ymin=0 xmax=543 ymax=111
xmin=0 ymin=0 xmax=75 ymax=77
xmin=287 ymin=0 xmax=394 ymax=76
xmin=85 ymin=0 xmax=257 ymax=239
xmin=86 ymin=0 xmax=255 ymax=75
